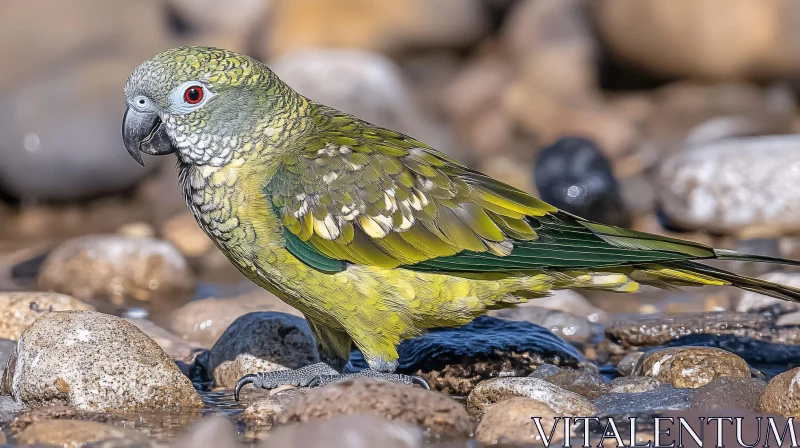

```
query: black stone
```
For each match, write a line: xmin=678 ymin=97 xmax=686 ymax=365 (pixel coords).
xmin=534 ymin=136 xmax=630 ymax=227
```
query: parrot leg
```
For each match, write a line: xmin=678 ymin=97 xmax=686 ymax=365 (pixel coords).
xmin=233 ymin=362 xmax=429 ymax=400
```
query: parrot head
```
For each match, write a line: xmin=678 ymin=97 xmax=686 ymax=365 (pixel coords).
xmin=123 ymin=46 xmax=284 ymax=166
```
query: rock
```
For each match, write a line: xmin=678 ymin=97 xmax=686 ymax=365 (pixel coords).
xmin=644 ymin=82 xmax=794 ymax=159
xmin=263 ymin=0 xmax=487 ymax=56
xmin=443 ymin=54 xmax=514 ymax=156
xmin=161 ymin=212 xmax=214 ymax=258
xmin=475 ymin=397 xmax=563 ymax=446
xmin=534 ymin=137 xmax=630 ymax=227
xmin=124 ymin=318 xmax=198 ymax=358
xmin=168 ymin=290 xmax=301 ymax=348
xmin=659 ymin=136 xmax=800 ymax=237
xmin=0 ymin=292 xmax=94 ymax=340
xmin=606 ymin=312 xmax=769 ymax=349
xmin=468 ymin=377 xmax=598 ymax=416
xmin=15 ymin=419 xmax=151 ymax=447
xmin=207 ymin=312 xmax=319 ymax=388
xmin=691 ymin=377 xmax=766 ymax=411
xmin=636 ymin=347 xmax=750 ymax=388
xmin=271 ymin=50 xmax=459 ymax=156
xmin=275 ymin=377 xmax=471 ymax=439
xmin=593 ymin=0 xmax=800 ymax=80
xmin=593 ymin=385 xmax=693 ymax=415
xmin=262 ymin=414 xmax=422 ymax=448
xmin=616 ymin=351 xmax=645 ymax=376
xmin=610 ymin=376 xmax=662 ymax=394
xmin=348 ymin=316 xmax=584 ymax=395
xmin=38 ymin=235 xmax=195 ymax=312
xmin=543 ymin=369 xmax=610 ymax=399
xmin=660 ymin=334 xmax=800 ymax=368
xmin=758 ymin=367 xmax=800 ymax=417
xmin=528 ymin=364 xmax=562 ymax=379
xmin=241 ymin=388 xmax=308 ymax=427
xmin=738 ymin=272 xmax=800 ymax=314
xmin=0 ymin=55 xmax=162 ymax=201
xmin=777 ymin=311 xmax=800 ymax=326
xmin=3 ymin=311 xmax=204 ymax=412
xmin=525 ymin=289 xmax=609 ymax=324
xmin=499 ymin=0 xmax=637 ymax=158
xmin=172 ymin=415 xmax=241 ymax=448
xmin=0 ymin=0 xmax=168 ymax=89
xmin=0 ymin=396 xmax=24 ymax=423
xmin=490 ymin=306 xmax=596 ymax=344
xmin=166 ymin=0 xmax=270 ymax=38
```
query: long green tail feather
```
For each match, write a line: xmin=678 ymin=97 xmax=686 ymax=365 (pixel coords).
xmin=712 ymin=249 xmax=800 ymax=267
xmin=668 ymin=260 xmax=800 ymax=303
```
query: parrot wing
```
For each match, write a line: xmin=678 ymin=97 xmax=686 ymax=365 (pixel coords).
xmin=264 ymin=110 xmax=721 ymax=273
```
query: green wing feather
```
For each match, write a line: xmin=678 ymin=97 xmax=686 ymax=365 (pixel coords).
xmin=264 ymin=106 xmax=731 ymax=274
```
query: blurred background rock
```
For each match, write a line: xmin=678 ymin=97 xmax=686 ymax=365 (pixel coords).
xmin=2 ymin=0 xmax=800 ymax=316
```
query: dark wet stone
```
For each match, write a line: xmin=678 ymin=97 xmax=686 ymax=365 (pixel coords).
xmin=616 ymin=351 xmax=645 ymax=376
xmin=606 ymin=312 xmax=769 ymax=348
xmin=528 ymin=364 xmax=561 ymax=379
xmin=206 ymin=312 xmax=319 ymax=388
xmin=349 ymin=316 xmax=584 ymax=395
xmin=0 ymin=339 xmax=16 ymax=380
xmin=593 ymin=385 xmax=693 ymax=415
xmin=691 ymin=377 xmax=766 ymax=411
xmin=544 ymin=369 xmax=610 ymax=400
xmin=0 ymin=396 xmax=24 ymax=424
xmin=534 ymin=136 xmax=630 ymax=227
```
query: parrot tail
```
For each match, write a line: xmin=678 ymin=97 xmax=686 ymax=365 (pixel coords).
xmin=664 ymin=260 xmax=800 ymax=303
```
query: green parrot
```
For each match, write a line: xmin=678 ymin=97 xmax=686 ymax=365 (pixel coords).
xmin=123 ymin=47 xmax=800 ymax=399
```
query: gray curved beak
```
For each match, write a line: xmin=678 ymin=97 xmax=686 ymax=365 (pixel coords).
xmin=122 ymin=106 xmax=175 ymax=166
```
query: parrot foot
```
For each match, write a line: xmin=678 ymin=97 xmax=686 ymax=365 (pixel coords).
xmin=233 ymin=362 xmax=429 ymax=401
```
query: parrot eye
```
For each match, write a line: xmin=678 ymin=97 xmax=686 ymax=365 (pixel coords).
xmin=183 ymin=86 xmax=204 ymax=104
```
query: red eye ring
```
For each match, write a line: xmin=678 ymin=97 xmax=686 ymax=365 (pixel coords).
xmin=183 ymin=85 xmax=204 ymax=104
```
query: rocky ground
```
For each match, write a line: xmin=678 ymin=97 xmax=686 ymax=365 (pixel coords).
xmin=4 ymin=0 xmax=800 ymax=446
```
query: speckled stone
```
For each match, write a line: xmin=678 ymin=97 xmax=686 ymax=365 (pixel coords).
xmin=636 ymin=347 xmax=750 ymax=388
xmin=475 ymin=397 xmax=563 ymax=447
xmin=207 ymin=312 xmax=319 ymax=388
xmin=758 ymin=367 xmax=800 ymax=417
xmin=275 ymin=377 xmax=472 ymax=439
xmin=15 ymin=419 xmax=152 ymax=447
xmin=610 ymin=376 xmax=662 ymax=393
xmin=38 ymin=235 xmax=195 ymax=306
xmin=0 ymin=292 xmax=94 ymax=340
xmin=659 ymin=136 xmax=800 ymax=236
xmin=2 ymin=310 xmax=203 ymax=412
xmin=241 ymin=388 xmax=309 ymax=427
xmin=467 ymin=377 xmax=598 ymax=416
xmin=263 ymin=414 xmax=423 ymax=448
